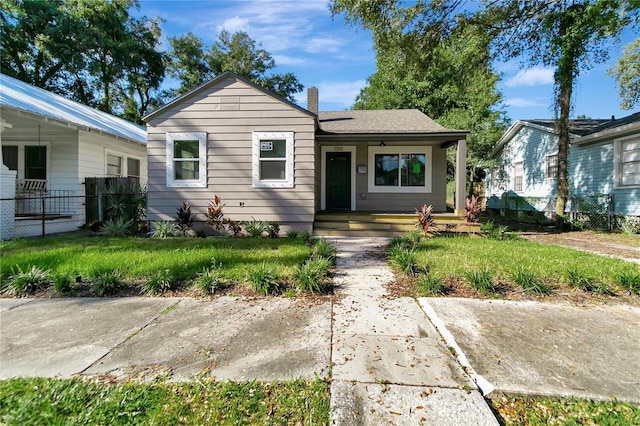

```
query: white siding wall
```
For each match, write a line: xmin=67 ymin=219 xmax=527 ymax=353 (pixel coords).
xmin=146 ymin=77 xmax=316 ymax=231
xmin=78 ymin=131 xmax=147 ymax=184
xmin=487 ymin=126 xmax=559 ymax=199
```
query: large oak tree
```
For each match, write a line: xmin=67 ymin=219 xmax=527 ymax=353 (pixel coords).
xmin=1 ymin=0 xmax=165 ymax=123
xmin=167 ymin=30 xmax=303 ymax=102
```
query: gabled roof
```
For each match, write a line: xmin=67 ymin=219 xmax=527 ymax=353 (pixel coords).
xmin=525 ymin=119 xmax=609 ymax=136
xmin=0 ymin=73 xmax=146 ymax=145
xmin=318 ymin=109 xmax=466 ymax=136
xmin=572 ymin=111 xmax=640 ymax=145
xmin=488 ymin=118 xmax=611 ymax=159
xmin=142 ymin=71 xmax=315 ymax=122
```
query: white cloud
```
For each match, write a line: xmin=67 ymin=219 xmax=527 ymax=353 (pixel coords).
xmin=504 ymin=67 xmax=554 ymax=87
xmin=273 ymin=54 xmax=308 ymax=66
xmin=505 ymin=97 xmax=548 ymax=108
xmin=217 ymin=16 xmax=250 ymax=33
xmin=317 ymin=80 xmax=367 ymax=107
xmin=305 ymin=37 xmax=345 ymax=53
xmin=293 ymin=80 xmax=366 ymax=109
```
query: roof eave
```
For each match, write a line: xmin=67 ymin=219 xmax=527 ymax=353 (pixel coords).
xmin=316 ymin=131 xmax=468 ymax=142
xmin=1 ymin=105 xmax=147 ymax=146
xmin=571 ymin=120 xmax=640 ymax=145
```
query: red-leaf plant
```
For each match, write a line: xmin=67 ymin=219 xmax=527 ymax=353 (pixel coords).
xmin=416 ymin=204 xmax=437 ymax=237
xmin=206 ymin=195 xmax=225 ymax=231
xmin=465 ymin=195 xmax=480 ymax=223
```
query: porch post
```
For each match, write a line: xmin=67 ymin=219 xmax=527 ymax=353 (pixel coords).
xmin=454 ymin=138 xmax=467 ymax=215
xmin=0 ymin=118 xmax=16 ymax=240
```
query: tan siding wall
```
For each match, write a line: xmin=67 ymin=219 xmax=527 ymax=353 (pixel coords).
xmin=146 ymin=77 xmax=316 ymax=229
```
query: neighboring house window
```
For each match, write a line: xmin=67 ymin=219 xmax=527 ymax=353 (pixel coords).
xmin=616 ymin=137 xmax=640 ymax=187
xmin=545 ymin=154 xmax=558 ymax=179
xmin=367 ymin=146 xmax=432 ymax=193
xmin=106 ymin=154 xmax=122 ymax=177
xmin=166 ymin=132 xmax=207 ymax=188
xmin=252 ymin=131 xmax=294 ymax=188
xmin=2 ymin=146 xmax=18 ymax=171
xmin=513 ymin=162 xmax=523 ymax=192
xmin=127 ymin=158 xmax=140 ymax=184
xmin=2 ymin=144 xmax=48 ymax=181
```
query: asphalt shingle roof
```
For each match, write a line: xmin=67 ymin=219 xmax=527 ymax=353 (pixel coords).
xmin=526 ymin=119 xmax=610 ymax=136
xmin=0 ymin=73 xmax=146 ymax=144
xmin=318 ymin=109 xmax=464 ymax=134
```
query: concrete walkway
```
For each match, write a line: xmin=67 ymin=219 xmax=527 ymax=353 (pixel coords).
xmin=327 ymin=237 xmax=498 ymax=425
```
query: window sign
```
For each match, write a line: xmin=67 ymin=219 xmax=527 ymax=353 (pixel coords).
xmin=261 ymin=141 xmax=273 ymax=151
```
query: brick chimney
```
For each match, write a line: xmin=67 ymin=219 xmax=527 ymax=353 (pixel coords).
xmin=307 ymin=87 xmax=318 ymax=115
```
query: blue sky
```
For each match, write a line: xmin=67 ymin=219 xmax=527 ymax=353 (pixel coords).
xmin=138 ymin=0 xmax=637 ymax=122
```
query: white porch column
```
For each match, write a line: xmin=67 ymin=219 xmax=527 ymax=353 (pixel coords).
xmin=454 ymin=138 xmax=467 ymax=215
xmin=0 ymin=118 xmax=16 ymax=240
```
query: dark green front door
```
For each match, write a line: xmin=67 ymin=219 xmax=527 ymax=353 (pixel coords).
xmin=326 ymin=152 xmax=351 ymax=210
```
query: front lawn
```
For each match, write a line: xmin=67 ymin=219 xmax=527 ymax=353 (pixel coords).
xmin=489 ymin=394 xmax=640 ymax=425
xmin=387 ymin=233 xmax=640 ymax=302
xmin=0 ymin=234 xmax=320 ymax=296
xmin=0 ymin=377 xmax=330 ymax=425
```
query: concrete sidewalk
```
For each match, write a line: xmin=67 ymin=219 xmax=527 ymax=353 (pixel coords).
xmin=327 ymin=237 xmax=498 ymax=425
xmin=0 ymin=297 xmax=331 ymax=382
xmin=422 ymin=297 xmax=640 ymax=404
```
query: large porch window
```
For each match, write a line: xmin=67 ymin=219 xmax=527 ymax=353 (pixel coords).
xmin=368 ymin=146 xmax=431 ymax=193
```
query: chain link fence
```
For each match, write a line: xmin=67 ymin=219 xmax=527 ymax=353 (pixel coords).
xmin=2 ymin=189 xmax=146 ymax=239
xmin=486 ymin=192 xmax=637 ymax=232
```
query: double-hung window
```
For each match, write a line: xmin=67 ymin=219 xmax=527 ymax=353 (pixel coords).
xmin=106 ymin=154 xmax=122 ymax=177
xmin=513 ymin=162 xmax=523 ymax=192
xmin=545 ymin=154 xmax=558 ymax=179
xmin=367 ymin=146 xmax=431 ymax=193
xmin=252 ymin=131 xmax=294 ymax=188
xmin=616 ymin=137 xmax=640 ymax=187
xmin=166 ymin=132 xmax=207 ymax=188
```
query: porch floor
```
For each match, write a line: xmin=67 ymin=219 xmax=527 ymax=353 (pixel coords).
xmin=314 ymin=211 xmax=477 ymax=237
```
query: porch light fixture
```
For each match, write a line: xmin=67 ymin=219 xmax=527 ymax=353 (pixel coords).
xmin=379 ymin=141 xmax=386 ymax=147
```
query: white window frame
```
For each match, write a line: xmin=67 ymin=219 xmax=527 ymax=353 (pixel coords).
xmin=614 ymin=135 xmax=640 ymax=189
xmin=513 ymin=162 xmax=524 ymax=192
xmin=252 ymin=131 xmax=294 ymax=188
xmin=126 ymin=157 xmax=141 ymax=180
xmin=105 ymin=152 xmax=123 ymax=177
xmin=544 ymin=153 xmax=558 ymax=180
xmin=166 ymin=132 xmax=207 ymax=188
xmin=1 ymin=141 xmax=51 ymax=181
xmin=367 ymin=146 xmax=432 ymax=193
xmin=105 ymin=150 xmax=143 ymax=180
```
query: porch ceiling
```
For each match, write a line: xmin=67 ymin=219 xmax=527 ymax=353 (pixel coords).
xmin=0 ymin=107 xmax=77 ymax=140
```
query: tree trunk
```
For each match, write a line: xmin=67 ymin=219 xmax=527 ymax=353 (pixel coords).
xmin=555 ymin=78 xmax=572 ymax=226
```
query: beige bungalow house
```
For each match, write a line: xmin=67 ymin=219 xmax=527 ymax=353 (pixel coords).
xmin=143 ymin=71 xmax=468 ymax=235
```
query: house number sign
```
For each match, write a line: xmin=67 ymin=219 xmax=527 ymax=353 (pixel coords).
xmin=260 ymin=141 xmax=273 ymax=151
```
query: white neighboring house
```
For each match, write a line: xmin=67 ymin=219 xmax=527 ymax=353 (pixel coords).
xmin=0 ymin=73 xmax=147 ymax=239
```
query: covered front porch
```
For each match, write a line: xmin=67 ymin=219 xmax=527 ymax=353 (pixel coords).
xmin=313 ymin=211 xmax=478 ymax=237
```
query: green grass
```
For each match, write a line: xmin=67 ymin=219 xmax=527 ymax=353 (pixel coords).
xmin=0 ymin=377 xmax=330 ymax=425
xmin=490 ymin=395 xmax=640 ymax=425
xmin=0 ymin=235 xmax=311 ymax=286
xmin=407 ymin=237 xmax=638 ymax=290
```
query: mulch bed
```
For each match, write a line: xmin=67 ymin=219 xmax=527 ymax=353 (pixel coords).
xmin=386 ymin=270 xmax=640 ymax=307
